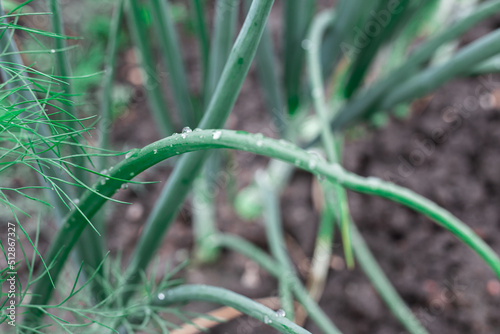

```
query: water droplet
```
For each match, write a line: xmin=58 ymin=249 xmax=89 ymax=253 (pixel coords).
xmin=153 ymin=149 xmax=158 ymax=154
xmin=365 ymin=176 xmax=382 ymax=189
xmin=129 ymin=172 xmax=135 ymax=177
xmin=275 ymin=309 xmax=286 ymax=317
xmin=264 ymin=315 xmax=272 ymax=324
xmin=100 ymin=169 xmax=108 ymax=175
xmin=158 ymin=292 xmax=165 ymax=300
xmin=182 ymin=126 xmax=192 ymax=133
xmin=194 ymin=128 xmax=202 ymax=132
xmin=212 ymin=130 xmax=222 ymax=140
xmin=301 ymin=39 xmax=312 ymax=50
xmin=74 ymin=198 xmax=80 ymax=205
xmin=308 ymin=159 xmax=317 ymax=170
xmin=256 ymin=140 xmax=263 ymax=147
xmin=50 ymin=49 xmax=56 ymax=53
xmin=121 ymin=183 xmax=128 ymax=190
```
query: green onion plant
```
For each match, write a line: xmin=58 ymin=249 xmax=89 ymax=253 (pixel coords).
xmin=2 ymin=0 xmax=500 ymax=333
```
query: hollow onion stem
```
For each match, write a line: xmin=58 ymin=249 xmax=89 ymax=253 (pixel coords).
xmin=256 ymin=172 xmax=295 ymax=320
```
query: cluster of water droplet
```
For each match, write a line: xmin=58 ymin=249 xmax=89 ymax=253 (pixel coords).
xmin=181 ymin=126 xmax=192 ymax=138
xmin=263 ymin=309 xmax=286 ymax=326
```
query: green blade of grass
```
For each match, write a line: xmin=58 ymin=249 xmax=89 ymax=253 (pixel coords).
xmin=48 ymin=0 xmax=89 ymax=170
xmin=255 ymin=171 xmax=295 ymax=320
xmin=255 ymin=29 xmax=286 ymax=134
xmin=283 ymin=0 xmax=315 ymax=114
xmin=306 ymin=197 xmax=336 ymax=301
xmin=320 ymin=0 xmax=366 ymax=78
xmin=98 ymin=0 xmax=124 ymax=162
xmin=307 ymin=9 xmax=354 ymax=269
xmin=204 ymin=0 xmax=239 ymax=100
xmin=343 ymin=0 xmax=416 ymax=98
xmin=125 ymin=0 xmax=175 ymax=136
xmin=192 ymin=151 xmax=220 ymax=263
xmin=243 ymin=0 xmax=286 ymax=136
xmin=190 ymin=0 xmax=210 ymax=88
xmin=152 ymin=285 xmax=311 ymax=334
xmin=329 ymin=0 xmax=500 ymax=132
xmin=469 ymin=53 xmax=500 ymax=75
xmin=379 ymin=0 xmax=441 ymax=76
xmin=380 ymin=27 xmax=500 ymax=110
xmin=149 ymin=0 xmax=195 ymax=127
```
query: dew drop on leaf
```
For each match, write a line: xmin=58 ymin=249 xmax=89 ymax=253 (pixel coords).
xmin=212 ymin=130 xmax=222 ymax=140
xmin=308 ymin=159 xmax=318 ymax=170
xmin=275 ymin=309 xmax=286 ymax=317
